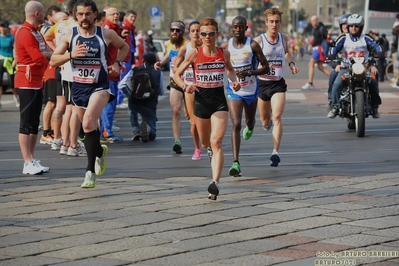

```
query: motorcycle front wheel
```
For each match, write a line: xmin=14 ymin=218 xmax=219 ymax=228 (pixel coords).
xmin=355 ymin=89 xmax=365 ymax=137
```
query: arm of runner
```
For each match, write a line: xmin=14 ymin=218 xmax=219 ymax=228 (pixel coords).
xmin=44 ymin=24 xmax=57 ymax=51
xmin=172 ymin=44 xmax=186 ymax=73
xmin=50 ymin=28 xmax=81 ymax=67
xmin=219 ymin=41 xmax=228 ymax=49
xmin=173 ymin=49 xmax=198 ymax=93
xmin=283 ymin=34 xmax=299 ymax=75
xmin=224 ymin=49 xmax=241 ymax=91
xmin=237 ymin=40 xmax=270 ymax=77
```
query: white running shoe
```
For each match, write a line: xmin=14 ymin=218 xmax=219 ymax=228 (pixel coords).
xmin=34 ymin=159 xmax=50 ymax=173
xmin=22 ymin=161 xmax=42 ymax=175
xmin=59 ymin=145 xmax=69 ymax=155
xmin=51 ymin=138 xmax=63 ymax=150
xmin=80 ymin=171 xmax=97 ymax=188
xmin=301 ymin=82 xmax=315 ymax=90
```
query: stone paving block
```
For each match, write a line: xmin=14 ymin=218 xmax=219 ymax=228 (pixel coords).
xmin=217 ymin=225 xmax=294 ymax=240
xmin=381 ymin=240 xmax=399 ymax=247
xmin=0 ymin=256 xmax=66 ymax=266
xmin=223 ymin=239 xmax=296 ymax=253
xmin=261 ymin=248 xmax=315 ymax=260
xmin=101 ymin=222 xmax=193 ymax=237
xmin=345 ymin=179 xmax=399 ymax=190
xmin=41 ymin=235 xmax=170 ymax=261
xmin=163 ymin=235 xmax=241 ymax=250
xmin=25 ymin=193 xmax=96 ymax=203
xmin=123 ymin=203 xmax=174 ymax=213
xmin=0 ymin=242 xmax=65 ymax=257
xmin=324 ymin=205 xmax=399 ymax=220
xmin=12 ymin=209 xmax=82 ymax=220
xmin=41 ymin=233 xmax=122 ymax=248
xmin=198 ymin=254 xmax=291 ymax=266
xmin=41 ymin=220 xmax=132 ymax=235
xmin=166 ymin=176 xmax=208 ymax=181
xmin=138 ymin=246 xmax=253 ymax=266
xmin=321 ymin=234 xmax=398 ymax=247
xmin=290 ymin=242 xmax=354 ymax=252
xmin=0 ymin=254 xmax=11 ymax=260
xmin=276 ymin=216 xmax=350 ymax=230
xmin=107 ymin=211 xmax=182 ymax=226
xmin=212 ymin=206 xmax=277 ymax=218
xmin=100 ymin=246 xmax=186 ymax=263
xmin=147 ymin=229 xmax=208 ymax=242
xmin=48 ymin=257 xmax=130 ymax=266
xmin=353 ymin=195 xmax=399 ymax=207
xmin=69 ymin=209 xmax=138 ymax=222
xmin=219 ymin=217 xmax=275 ymax=228
xmin=362 ymin=227 xmax=399 ymax=237
xmin=185 ymin=223 xmax=244 ymax=235
xmin=270 ymin=235 xmax=318 ymax=244
xmin=292 ymin=224 xmax=369 ymax=240
xmin=343 ymin=215 xmax=399 ymax=229
xmin=359 ymin=186 xmax=399 ymax=196
xmin=296 ymin=197 xmax=350 ymax=205
xmin=14 ymin=217 xmax=84 ymax=229
xmin=252 ymin=207 xmax=333 ymax=222
xmin=273 ymin=257 xmax=319 ymax=266
xmin=257 ymin=201 xmax=313 ymax=210
xmin=334 ymin=194 xmax=376 ymax=202
xmin=167 ymin=213 xmax=234 ymax=226
xmin=0 ymin=201 xmax=41 ymax=210
xmin=0 ymin=230 xmax=64 ymax=247
xmin=314 ymin=202 xmax=372 ymax=211
xmin=0 ymin=226 xmax=33 ymax=237
xmin=162 ymin=203 xmax=242 ymax=216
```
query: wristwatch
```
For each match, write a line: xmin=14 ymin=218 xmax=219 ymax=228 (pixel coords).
xmin=247 ymin=70 xmax=252 ymax=76
xmin=115 ymin=60 xmax=123 ymax=67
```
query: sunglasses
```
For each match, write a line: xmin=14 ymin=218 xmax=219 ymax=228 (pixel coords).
xmin=349 ymin=25 xmax=360 ymax=28
xmin=170 ymin=28 xmax=182 ymax=33
xmin=200 ymin=31 xmax=217 ymax=37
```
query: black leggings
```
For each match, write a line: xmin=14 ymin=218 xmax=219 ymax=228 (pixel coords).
xmin=17 ymin=88 xmax=43 ymax=135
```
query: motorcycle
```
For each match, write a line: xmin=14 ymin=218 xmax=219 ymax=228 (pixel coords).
xmin=329 ymin=56 xmax=377 ymax=137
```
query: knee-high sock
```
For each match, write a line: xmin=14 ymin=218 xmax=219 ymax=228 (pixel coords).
xmin=84 ymin=129 xmax=102 ymax=172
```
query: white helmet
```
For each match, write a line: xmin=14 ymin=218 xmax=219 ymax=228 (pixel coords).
xmin=347 ymin=14 xmax=364 ymax=27
xmin=147 ymin=30 xmax=153 ymax=35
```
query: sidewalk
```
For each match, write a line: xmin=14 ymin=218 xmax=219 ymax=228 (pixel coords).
xmin=1 ymin=171 xmax=399 ymax=265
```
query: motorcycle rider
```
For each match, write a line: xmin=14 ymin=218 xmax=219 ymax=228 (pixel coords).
xmin=328 ymin=14 xmax=382 ymax=119
xmin=327 ymin=14 xmax=350 ymax=109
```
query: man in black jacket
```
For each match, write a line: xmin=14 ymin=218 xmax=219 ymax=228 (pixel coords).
xmin=118 ymin=52 xmax=165 ymax=142
xmin=302 ymin=15 xmax=330 ymax=90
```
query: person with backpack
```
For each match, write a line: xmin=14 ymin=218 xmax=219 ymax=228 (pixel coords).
xmin=118 ymin=51 xmax=164 ymax=142
xmin=302 ymin=15 xmax=330 ymax=90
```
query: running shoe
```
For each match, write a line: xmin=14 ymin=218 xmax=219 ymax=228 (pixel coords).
xmin=112 ymin=125 xmax=120 ymax=132
xmin=51 ymin=138 xmax=63 ymax=150
xmin=22 ymin=160 xmax=42 ymax=175
xmin=228 ymin=162 xmax=241 ymax=177
xmin=59 ymin=145 xmax=69 ymax=155
xmin=40 ymin=134 xmax=53 ymax=145
xmin=103 ymin=136 xmax=123 ymax=143
xmin=141 ymin=121 xmax=149 ymax=143
xmin=131 ymin=130 xmax=141 ymax=141
xmin=207 ymin=147 xmax=213 ymax=162
xmin=34 ymin=159 xmax=50 ymax=173
xmin=242 ymin=126 xmax=253 ymax=140
xmin=263 ymin=120 xmax=273 ymax=131
xmin=191 ymin=149 xmax=202 ymax=160
xmin=208 ymin=180 xmax=220 ymax=200
xmin=67 ymin=145 xmax=86 ymax=156
xmin=301 ymin=82 xmax=315 ymax=90
xmin=81 ymin=171 xmax=97 ymax=188
xmin=270 ymin=152 xmax=280 ymax=167
xmin=95 ymin=145 xmax=108 ymax=176
xmin=327 ymin=106 xmax=339 ymax=119
xmin=172 ymin=140 xmax=182 ymax=154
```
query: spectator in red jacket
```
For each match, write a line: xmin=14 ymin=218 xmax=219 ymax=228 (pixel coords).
xmin=15 ymin=1 xmax=52 ymax=175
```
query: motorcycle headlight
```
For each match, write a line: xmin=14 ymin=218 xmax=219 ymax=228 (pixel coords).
xmin=352 ymin=62 xmax=365 ymax=76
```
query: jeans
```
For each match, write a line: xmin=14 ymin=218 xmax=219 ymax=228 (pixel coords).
xmin=328 ymin=70 xmax=339 ymax=103
xmin=100 ymin=80 xmax=118 ymax=138
xmin=331 ymin=69 xmax=382 ymax=108
xmin=128 ymin=102 xmax=157 ymax=141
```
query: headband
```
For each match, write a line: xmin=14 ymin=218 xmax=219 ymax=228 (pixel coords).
xmin=171 ymin=21 xmax=185 ymax=33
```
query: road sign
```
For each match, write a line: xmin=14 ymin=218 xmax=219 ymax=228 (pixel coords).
xmin=149 ymin=6 xmax=161 ymax=17
xmin=149 ymin=6 xmax=161 ymax=30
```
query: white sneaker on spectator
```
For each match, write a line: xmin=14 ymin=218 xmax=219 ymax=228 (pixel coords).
xmin=51 ymin=138 xmax=62 ymax=150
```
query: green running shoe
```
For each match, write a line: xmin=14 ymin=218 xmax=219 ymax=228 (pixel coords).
xmin=242 ymin=126 xmax=253 ymax=140
xmin=172 ymin=140 xmax=182 ymax=154
xmin=94 ymin=145 xmax=108 ymax=176
xmin=228 ymin=162 xmax=241 ymax=177
xmin=81 ymin=171 xmax=97 ymax=188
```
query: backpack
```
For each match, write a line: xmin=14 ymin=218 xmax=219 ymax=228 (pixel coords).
xmin=320 ymin=26 xmax=329 ymax=58
xmin=130 ymin=65 xmax=154 ymax=100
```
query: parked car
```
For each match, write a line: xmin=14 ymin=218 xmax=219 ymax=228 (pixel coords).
xmin=152 ymin=37 xmax=169 ymax=71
